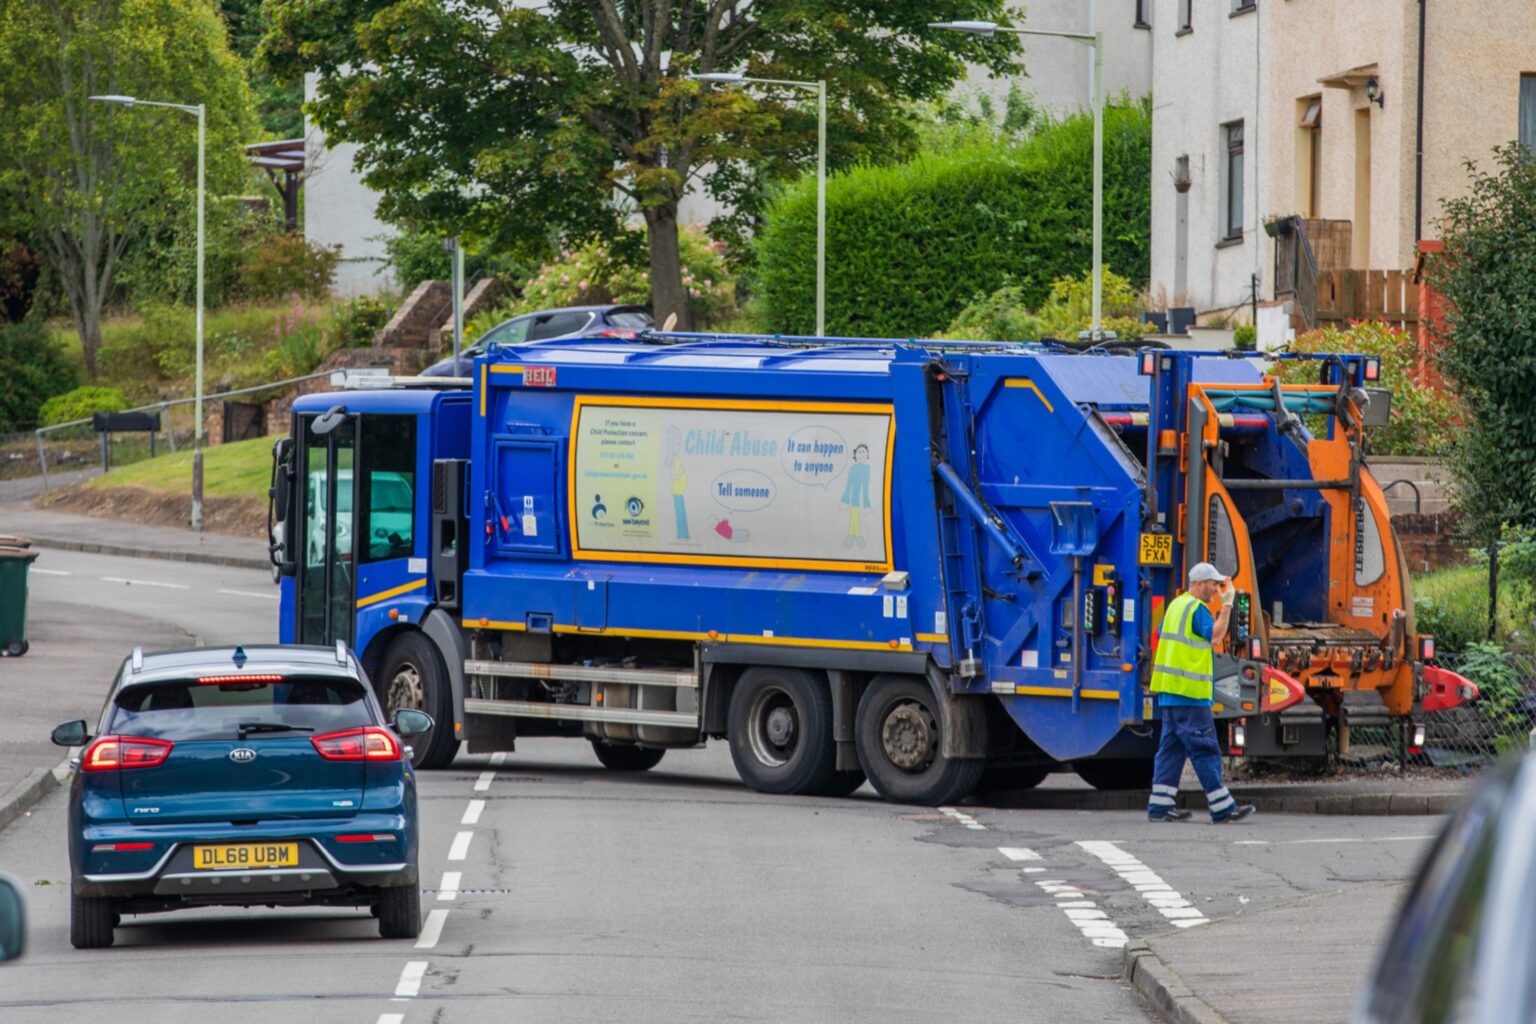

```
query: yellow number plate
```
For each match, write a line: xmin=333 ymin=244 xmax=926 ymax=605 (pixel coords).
xmin=193 ymin=842 xmax=299 ymax=871
xmin=1138 ymin=532 xmax=1173 ymax=566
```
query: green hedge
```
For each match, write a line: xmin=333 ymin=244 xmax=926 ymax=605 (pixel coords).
xmin=38 ymin=386 xmax=129 ymax=428
xmin=754 ymin=103 xmax=1151 ymax=338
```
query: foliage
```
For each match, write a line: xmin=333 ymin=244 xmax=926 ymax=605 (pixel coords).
xmin=86 ymin=434 xmax=273 ymax=498
xmin=0 ymin=242 xmax=39 ymax=322
xmin=1454 ymin=642 xmax=1527 ymax=749
xmin=1277 ymin=320 xmax=1462 ymax=458
xmin=240 ymin=235 xmax=340 ymax=301
xmin=754 ymin=102 xmax=1152 ymax=338
xmin=1036 ymin=267 xmax=1150 ymax=343
xmin=1499 ymin=524 xmax=1536 ymax=629
xmin=334 ymin=296 xmax=392 ymax=348
xmin=116 ymin=197 xmax=277 ymax=309
xmin=942 ymin=285 xmax=1043 ymax=342
xmin=260 ymin=0 xmax=1023 ymax=329
xmin=381 ymin=229 xmax=535 ymax=294
xmin=1233 ymin=324 xmax=1257 ymax=350
xmin=38 ymin=385 xmax=128 ymax=428
xmin=218 ymin=0 xmax=302 ymax=137
xmin=0 ymin=321 xmax=78 ymax=431
xmin=0 ymin=0 xmax=258 ymax=378
xmin=1427 ymin=143 xmax=1536 ymax=545
xmin=1413 ymin=562 xmax=1525 ymax=653
xmin=260 ymin=297 xmax=330 ymax=379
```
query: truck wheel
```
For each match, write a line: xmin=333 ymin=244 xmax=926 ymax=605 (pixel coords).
xmin=855 ymin=674 xmax=984 ymax=806
xmin=70 ymin=892 xmax=115 ymax=949
xmin=380 ymin=631 xmax=460 ymax=770
xmin=377 ymin=882 xmax=422 ymax=939
xmin=823 ymin=769 xmax=868 ymax=797
xmin=590 ymin=740 xmax=666 ymax=772
xmin=727 ymin=666 xmax=836 ymax=795
xmin=1073 ymin=758 xmax=1154 ymax=791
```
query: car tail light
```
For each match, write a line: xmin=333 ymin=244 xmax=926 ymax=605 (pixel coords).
xmin=82 ymin=736 xmax=173 ymax=771
xmin=92 ymin=842 xmax=155 ymax=852
xmin=1229 ymin=721 xmax=1247 ymax=757
xmin=311 ymin=726 xmax=401 ymax=761
xmin=597 ymin=329 xmax=638 ymax=340
xmin=335 ymin=834 xmax=395 ymax=843
xmin=198 ymin=674 xmax=284 ymax=685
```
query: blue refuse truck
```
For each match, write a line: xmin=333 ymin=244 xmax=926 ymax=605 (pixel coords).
xmin=269 ymin=334 xmax=1474 ymax=805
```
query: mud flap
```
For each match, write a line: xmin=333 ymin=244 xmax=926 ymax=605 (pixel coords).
xmin=932 ymin=665 xmax=989 ymax=759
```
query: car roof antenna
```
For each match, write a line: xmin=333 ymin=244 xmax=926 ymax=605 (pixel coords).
xmin=232 ymin=646 xmax=247 ymax=669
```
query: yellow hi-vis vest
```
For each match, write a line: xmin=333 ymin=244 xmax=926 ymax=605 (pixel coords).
xmin=1151 ymin=592 xmax=1214 ymax=701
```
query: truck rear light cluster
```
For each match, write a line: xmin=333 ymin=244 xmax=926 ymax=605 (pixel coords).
xmin=81 ymin=736 xmax=173 ymax=771
xmin=311 ymin=726 xmax=402 ymax=761
xmin=1249 ymin=637 xmax=1263 ymax=660
xmin=1418 ymin=636 xmax=1436 ymax=661
xmin=1408 ymin=723 xmax=1426 ymax=755
xmin=1229 ymin=722 xmax=1247 ymax=756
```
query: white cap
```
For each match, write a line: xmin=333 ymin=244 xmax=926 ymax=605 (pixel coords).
xmin=1188 ymin=562 xmax=1227 ymax=583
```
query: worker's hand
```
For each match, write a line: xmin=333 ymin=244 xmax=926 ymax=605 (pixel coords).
xmin=1219 ymin=581 xmax=1236 ymax=606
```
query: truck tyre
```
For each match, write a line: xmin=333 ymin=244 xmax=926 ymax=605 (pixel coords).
xmin=1073 ymin=758 xmax=1154 ymax=791
xmin=823 ymin=769 xmax=867 ymax=797
xmin=727 ymin=666 xmax=837 ymax=795
xmin=377 ymin=883 xmax=422 ymax=939
xmin=590 ymin=740 xmax=666 ymax=772
xmin=855 ymin=674 xmax=984 ymax=806
xmin=380 ymin=631 xmax=460 ymax=770
xmin=70 ymin=892 xmax=115 ymax=949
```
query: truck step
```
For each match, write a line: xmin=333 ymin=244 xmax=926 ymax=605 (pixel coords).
xmin=464 ymin=659 xmax=697 ymax=689
xmin=463 ymin=697 xmax=699 ymax=729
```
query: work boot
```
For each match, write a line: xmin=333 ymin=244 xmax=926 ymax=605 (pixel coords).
xmin=1213 ymin=804 xmax=1256 ymax=823
xmin=1148 ymin=807 xmax=1193 ymax=822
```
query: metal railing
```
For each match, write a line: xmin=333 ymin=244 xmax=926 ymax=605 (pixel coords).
xmin=1272 ymin=216 xmax=1320 ymax=331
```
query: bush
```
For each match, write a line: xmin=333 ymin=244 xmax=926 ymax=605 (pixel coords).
xmin=0 ymin=321 xmax=77 ymax=431
xmin=334 ymin=296 xmax=392 ymax=347
xmin=38 ymin=385 xmax=128 ymax=427
xmin=240 ymin=234 xmax=340 ymax=300
xmin=98 ymin=303 xmax=197 ymax=382
xmin=942 ymin=285 xmax=1043 ymax=342
xmin=1233 ymin=324 xmax=1257 ymax=350
xmin=260 ymin=298 xmax=332 ymax=379
xmin=1036 ymin=267 xmax=1151 ymax=343
xmin=381 ymin=229 xmax=536 ymax=294
xmin=754 ymin=102 xmax=1151 ymax=338
xmin=117 ymin=195 xmax=272 ymax=308
xmin=1277 ymin=319 xmax=1461 ymax=457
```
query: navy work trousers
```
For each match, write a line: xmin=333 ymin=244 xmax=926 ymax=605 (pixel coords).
xmin=1148 ymin=704 xmax=1237 ymax=821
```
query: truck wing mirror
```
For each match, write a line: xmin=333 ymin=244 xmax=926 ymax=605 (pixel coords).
xmin=311 ymin=405 xmax=348 ymax=436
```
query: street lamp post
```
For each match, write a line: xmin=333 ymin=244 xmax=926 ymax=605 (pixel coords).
xmin=930 ymin=21 xmax=1106 ymax=342
xmin=689 ymin=72 xmax=827 ymax=337
xmin=89 ymin=94 xmax=207 ymax=529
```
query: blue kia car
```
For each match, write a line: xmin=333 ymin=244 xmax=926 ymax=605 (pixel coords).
xmin=52 ymin=643 xmax=430 ymax=948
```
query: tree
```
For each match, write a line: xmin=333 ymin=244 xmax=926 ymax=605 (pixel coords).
xmin=0 ymin=0 xmax=256 ymax=378
xmin=261 ymin=1 xmax=1022 ymax=329
xmin=1427 ymin=143 xmax=1536 ymax=546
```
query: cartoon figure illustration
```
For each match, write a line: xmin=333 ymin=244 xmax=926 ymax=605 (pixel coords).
xmin=840 ymin=443 xmax=872 ymax=548
xmin=666 ymin=426 xmax=689 ymax=540
xmin=591 ymin=494 xmax=607 ymax=520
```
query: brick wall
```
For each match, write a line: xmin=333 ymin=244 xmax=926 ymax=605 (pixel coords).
xmin=1393 ymin=512 xmax=1469 ymax=574
xmin=429 ymin=277 xmax=505 ymax=351
xmin=376 ymin=279 xmax=451 ymax=349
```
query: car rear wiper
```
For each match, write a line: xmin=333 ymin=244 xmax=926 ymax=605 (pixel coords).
xmin=236 ymin=722 xmax=315 ymax=739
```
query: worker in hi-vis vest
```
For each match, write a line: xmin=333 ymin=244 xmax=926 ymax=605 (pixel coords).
xmin=1147 ymin=562 xmax=1257 ymax=823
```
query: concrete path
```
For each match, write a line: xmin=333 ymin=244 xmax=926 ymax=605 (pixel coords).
xmin=0 ymin=501 xmax=268 ymax=570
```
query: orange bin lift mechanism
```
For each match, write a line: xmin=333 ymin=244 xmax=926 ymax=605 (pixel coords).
xmin=1185 ymin=381 xmax=1416 ymax=716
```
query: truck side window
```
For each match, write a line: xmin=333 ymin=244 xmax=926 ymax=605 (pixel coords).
xmin=359 ymin=416 xmax=416 ymax=563
xmin=1207 ymin=494 xmax=1240 ymax=579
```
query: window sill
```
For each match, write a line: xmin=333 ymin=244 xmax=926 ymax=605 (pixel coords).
xmin=1175 ymin=26 xmax=1193 ymax=37
xmin=1215 ymin=234 xmax=1245 ymax=249
xmin=1134 ymin=20 xmax=1151 ymax=30
xmin=1230 ymin=5 xmax=1256 ymax=17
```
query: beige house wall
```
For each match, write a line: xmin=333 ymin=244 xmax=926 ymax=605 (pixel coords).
xmin=1267 ymin=0 xmax=1536 ymax=272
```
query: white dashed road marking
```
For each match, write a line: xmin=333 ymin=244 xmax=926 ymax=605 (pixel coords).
xmin=216 ymin=588 xmax=280 ymax=601
xmin=394 ymin=961 xmax=428 ymax=997
xmin=438 ymin=871 xmax=461 ymax=901
xmin=938 ymin=806 xmax=987 ymax=830
xmin=489 ymin=751 xmax=507 ymax=766
xmin=1036 ymin=878 xmax=1129 ymax=949
xmin=101 ymin=576 xmax=189 ymax=589
xmin=998 ymin=846 xmax=1041 ymax=861
xmin=473 ymin=770 xmax=495 ymax=792
xmin=30 ymin=568 xmax=70 ymax=576
xmin=1078 ymin=840 xmax=1208 ymax=928
xmin=448 ymin=830 xmax=473 ymax=861
xmin=416 ymin=908 xmax=449 ymax=950
xmin=461 ymin=799 xmax=485 ymax=825
xmin=377 ymin=1014 xmax=404 ymax=1024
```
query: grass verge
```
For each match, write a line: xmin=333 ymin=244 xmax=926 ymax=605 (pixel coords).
xmin=86 ymin=436 xmax=273 ymax=500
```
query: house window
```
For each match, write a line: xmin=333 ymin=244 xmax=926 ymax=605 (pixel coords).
xmin=1178 ymin=0 xmax=1193 ymax=33
xmin=1135 ymin=0 xmax=1151 ymax=29
xmin=1300 ymin=97 xmax=1322 ymax=217
xmin=1223 ymin=121 xmax=1245 ymax=240
xmin=1521 ymin=74 xmax=1536 ymax=154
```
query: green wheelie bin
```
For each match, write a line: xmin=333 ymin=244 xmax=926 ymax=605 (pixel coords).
xmin=0 ymin=546 xmax=39 ymax=657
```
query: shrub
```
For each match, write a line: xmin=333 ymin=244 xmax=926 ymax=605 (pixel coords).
xmin=260 ymin=297 xmax=331 ymax=379
xmin=1277 ymin=319 xmax=1461 ymax=457
xmin=754 ymin=102 xmax=1151 ymax=338
xmin=240 ymin=234 xmax=340 ymax=300
xmin=0 ymin=321 xmax=77 ymax=431
xmin=334 ymin=296 xmax=393 ymax=347
xmin=942 ymin=285 xmax=1043 ymax=342
xmin=381 ymin=229 xmax=537 ymax=293
xmin=1036 ymin=267 xmax=1151 ymax=343
xmin=1233 ymin=324 xmax=1257 ymax=350
xmin=38 ymin=385 xmax=128 ymax=427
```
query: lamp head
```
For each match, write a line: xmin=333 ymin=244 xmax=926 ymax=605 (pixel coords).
xmin=88 ymin=94 xmax=137 ymax=106
xmin=928 ymin=20 xmax=997 ymax=37
xmin=1365 ymin=77 xmax=1384 ymax=108
xmin=688 ymin=73 xmax=745 ymax=85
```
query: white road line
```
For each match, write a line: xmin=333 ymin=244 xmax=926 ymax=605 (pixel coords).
xmin=998 ymin=846 xmax=1042 ymax=862
xmin=30 ymin=568 xmax=70 ymax=576
xmin=416 ymin=909 xmax=449 ymax=950
xmin=448 ymin=831 xmax=474 ymax=861
xmin=938 ymin=806 xmax=987 ymax=830
xmin=1035 ymin=879 xmax=1129 ymax=949
xmin=489 ymin=751 xmax=507 ymax=766
xmin=474 ymin=770 xmax=495 ymax=792
xmin=377 ymin=1015 xmax=404 ymax=1024
xmin=1234 ymin=835 xmax=1435 ymax=847
xmin=438 ymin=871 xmax=461 ymax=901
xmin=216 ymin=588 xmax=280 ymax=601
xmin=461 ymin=799 xmax=485 ymax=825
xmin=100 ymin=576 xmax=189 ymax=590
xmin=1078 ymin=840 xmax=1208 ymax=929
xmin=394 ymin=960 xmax=428 ymax=996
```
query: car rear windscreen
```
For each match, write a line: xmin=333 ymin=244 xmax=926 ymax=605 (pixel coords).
xmin=110 ymin=676 xmax=371 ymax=741
xmin=608 ymin=310 xmax=653 ymax=328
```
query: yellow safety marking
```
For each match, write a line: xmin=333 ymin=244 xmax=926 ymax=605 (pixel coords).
xmin=1013 ymin=685 xmax=1121 ymax=701
xmin=915 ymin=632 xmax=949 ymax=644
xmin=479 ymin=364 xmax=487 ymax=417
xmin=488 ymin=365 xmax=526 ymax=375
xmin=355 ymin=578 xmax=427 ymax=609
xmin=1092 ymin=564 xmax=1115 ymax=587
xmin=1004 ymin=378 xmax=1054 ymax=413
xmin=461 ymin=618 xmax=528 ymax=631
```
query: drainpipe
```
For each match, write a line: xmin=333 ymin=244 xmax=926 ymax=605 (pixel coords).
xmin=1414 ymin=0 xmax=1426 ymax=241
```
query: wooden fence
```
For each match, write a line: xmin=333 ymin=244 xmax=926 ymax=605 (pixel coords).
xmin=1315 ymin=268 xmax=1420 ymax=336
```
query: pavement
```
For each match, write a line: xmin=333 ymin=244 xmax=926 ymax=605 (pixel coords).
xmin=987 ymin=773 xmax=1470 ymax=817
